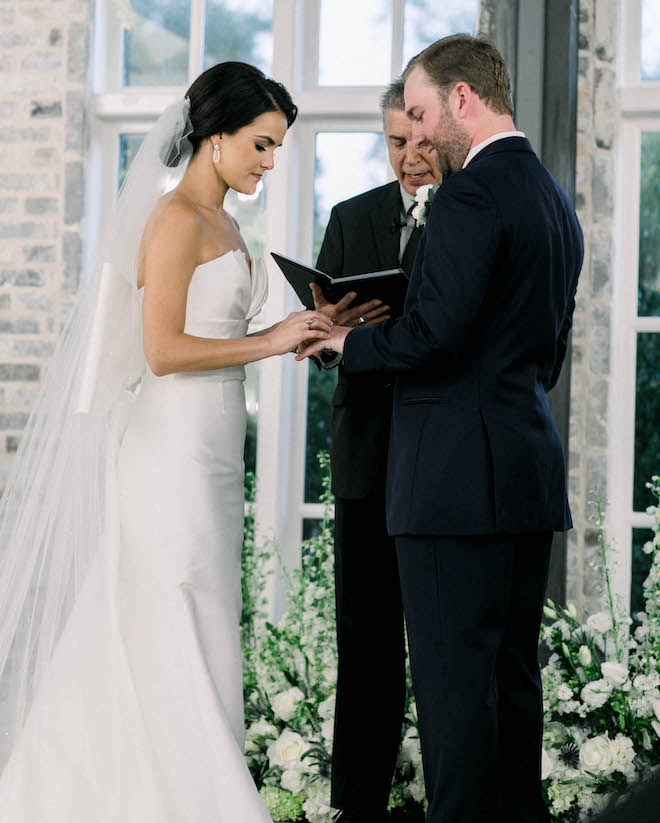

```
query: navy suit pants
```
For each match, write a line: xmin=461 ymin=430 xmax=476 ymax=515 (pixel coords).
xmin=395 ymin=532 xmax=553 ymax=823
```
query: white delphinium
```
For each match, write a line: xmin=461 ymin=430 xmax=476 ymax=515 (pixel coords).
xmin=586 ymin=611 xmax=613 ymax=636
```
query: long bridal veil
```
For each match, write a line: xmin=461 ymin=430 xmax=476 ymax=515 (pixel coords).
xmin=0 ymin=99 xmax=193 ymax=808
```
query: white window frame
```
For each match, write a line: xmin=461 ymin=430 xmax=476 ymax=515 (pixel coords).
xmin=610 ymin=0 xmax=660 ymax=608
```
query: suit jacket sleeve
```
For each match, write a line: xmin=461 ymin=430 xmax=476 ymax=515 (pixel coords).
xmin=343 ymin=173 xmax=500 ymax=376
xmin=316 ymin=206 xmax=344 ymax=277
xmin=548 ymin=294 xmax=575 ymax=391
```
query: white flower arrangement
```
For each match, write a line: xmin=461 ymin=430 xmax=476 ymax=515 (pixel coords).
xmin=241 ymin=464 xmax=660 ymax=821
xmin=411 ymin=182 xmax=440 ymax=227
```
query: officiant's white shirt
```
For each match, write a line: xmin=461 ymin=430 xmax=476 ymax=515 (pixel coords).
xmin=462 ymin=131 xmax=526 ymax=169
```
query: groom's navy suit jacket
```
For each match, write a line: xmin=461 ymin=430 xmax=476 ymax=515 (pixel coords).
xmin=343 ymin=137 xmax=584 ymax=537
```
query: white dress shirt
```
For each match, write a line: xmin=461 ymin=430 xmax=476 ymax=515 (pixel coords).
xmin=399 ymin=185 xmax=417 ymax=261
xmin=462 ymin=131 xmax=526 ymax=169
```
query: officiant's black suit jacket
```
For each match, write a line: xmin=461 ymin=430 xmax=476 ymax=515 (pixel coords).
xmin=317 ymin=180 xmax=413 ymax=499
xmin=343 ymin=137 xmax=584 ymax=536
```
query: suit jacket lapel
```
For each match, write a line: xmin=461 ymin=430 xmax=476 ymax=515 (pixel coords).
xmin=370 ymin=181 xmax=402 ymax=270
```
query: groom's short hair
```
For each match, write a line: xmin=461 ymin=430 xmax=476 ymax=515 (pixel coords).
xmin=404 ymin=33 xmax=514 ymax=117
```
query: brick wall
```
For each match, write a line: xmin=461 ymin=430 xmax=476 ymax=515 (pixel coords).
xmin=566 ymin=0 xmax=618 ymax=613
xmin=0 ymin=0 xmax=91 ymax=486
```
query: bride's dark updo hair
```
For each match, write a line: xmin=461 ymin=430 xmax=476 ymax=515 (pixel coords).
xmin=186 ymin=62 xmax=297 ymax=155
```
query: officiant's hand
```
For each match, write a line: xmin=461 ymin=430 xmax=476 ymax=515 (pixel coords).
xmin=295 ymin=324 xmax=351 ymax=361
xmin=309 ymin=283 xmax=390 ymax=327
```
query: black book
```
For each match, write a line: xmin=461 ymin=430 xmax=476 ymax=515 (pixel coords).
xmin=270 ymin=252 xmax=408 ymax=316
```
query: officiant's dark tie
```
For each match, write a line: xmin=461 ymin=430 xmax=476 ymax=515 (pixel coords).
xmin=401 ymin=212 xmax=422 ymax=277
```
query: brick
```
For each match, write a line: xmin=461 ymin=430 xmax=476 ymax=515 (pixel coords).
xmin=22 ymin=245 xmax=55 ymax=262
xmin=0 ymin=103 xmax=16 ymax=119
xmin=0 ymin=365 xmax=39 ymax=382
xmin=65 ymin=90 xmax=85 ymax=153
xmin=0 ymin=127 xmax=49 ymax=143
xmin=21 ymin=53 xmax=62 ymax=72
xmin=30 ymin=100 xmax=62 ymax=119
xmin=67 ymin=21 xmax=88 ymax=83
xmin=25 ymin=197 xmax=58 ymax=215
xmin=13 ymin=339 xmax=53 ymax=357
xmin=34 ymin=148 xmax=58 ymax=165
xmin=0 ymin=173 xmax=39 ymax=190
xmin=0 ymin=413 xmax=29 ymax=430
xmin=0 ymin=31 xmax=41 ymax=48
xmin=62 ymin=230 xmax=80 ymax=292
xmin=64 ymin=162 xmax=83 ymax=224
xmin=0 ymin=317 xmax=39 ymax=334
xmin=17 ymin=292 xmax=52 ymax=311
xmin=0 ymin=269 xmax=44 ymax=286
xmin=0 ymin=224 xmax=47 ymax=240
xmin=0 ymin=197 xmax=18 ymax=214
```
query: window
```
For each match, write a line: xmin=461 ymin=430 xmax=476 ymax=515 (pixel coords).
xmin=93 ymin=0 xmax=478 ymax=614
xmin=612 ymin=0 xmax=660 ymax=615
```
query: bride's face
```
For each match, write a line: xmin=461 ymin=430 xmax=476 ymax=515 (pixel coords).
xmin=213 ymin=111 xmax=288 ymax=195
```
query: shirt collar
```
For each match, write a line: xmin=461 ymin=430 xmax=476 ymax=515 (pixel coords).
xmin=462 ymin=131 xmax=526 ymax=169
xmin=399 ymin=184 xmax=416 ymax=216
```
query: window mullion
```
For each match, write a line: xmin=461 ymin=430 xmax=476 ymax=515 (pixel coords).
xmin=391 ymin=0 xmax=404 ymax=78
xmin=188 ymin=0 xmax=207 ymax=84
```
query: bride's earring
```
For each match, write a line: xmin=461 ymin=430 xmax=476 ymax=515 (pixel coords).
xmin=213 ymin=144 xmax=220 ymax=164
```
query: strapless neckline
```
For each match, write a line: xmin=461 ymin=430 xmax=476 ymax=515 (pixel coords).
xmin=137 ymin=248 xmax=251 ymax=294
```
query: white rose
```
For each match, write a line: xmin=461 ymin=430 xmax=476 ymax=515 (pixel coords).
xmin=281 ymin=767 xmax=307 ymax=795
xmin=581 ymin=678 xmax=613 ymax=708
xmin=267 ymin=729 xmax=310 ymax=770
xmin=652 ymin=720 xmax=660 ymax=739
xmin=272 ymin=686 xmax=305 ymax=722
xmin=318 ymin=694 xmax=335 ymax=721
xmin=411 ymin=203 xmax=423 ymax=222
xmin=579 ymin=735 xmax=614 ymax=775
xmin=414 ymin=183 xmax=434 ymax=206
xmin=586 ymin=611 xmax=613 ymax=635
xmin=578 ymin=645 xmax=592 ymax=667
xmin=653 ymin=699 xmax=660 ymax=722
xmin=601 ymin=661 xmax=629 ymax=687
xmin=541 ymin=748 xmax=554 ymax=780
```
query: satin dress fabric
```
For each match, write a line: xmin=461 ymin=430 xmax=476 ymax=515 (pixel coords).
xmin=0 ymin=250 xmax=273 ymax=823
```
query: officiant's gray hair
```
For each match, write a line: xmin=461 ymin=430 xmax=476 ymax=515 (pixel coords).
xmin=380 ymin=78 xmax=405 ymax=117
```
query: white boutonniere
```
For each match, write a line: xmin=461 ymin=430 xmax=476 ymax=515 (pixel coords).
xmin=411 ymin=182 xmax=440 ymax=227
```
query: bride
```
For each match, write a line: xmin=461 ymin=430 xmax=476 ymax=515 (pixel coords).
xmin=0 ymin=62 xmax=330 ymax=821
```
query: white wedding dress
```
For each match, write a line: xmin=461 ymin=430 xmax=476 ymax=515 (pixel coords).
xmin=0 ymin=249 xmax=273 ymax=822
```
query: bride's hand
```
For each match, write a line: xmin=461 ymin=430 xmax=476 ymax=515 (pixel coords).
xmin=267 ymin=311 xmax=332 ymax=356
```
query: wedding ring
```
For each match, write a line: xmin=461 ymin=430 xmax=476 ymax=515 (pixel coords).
xmin=357 ymin=316 xmax=366 ymax=324
xmin=305 ymin=318 xmax=314 ymax=326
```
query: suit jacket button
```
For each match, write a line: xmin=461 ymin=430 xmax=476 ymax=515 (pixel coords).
xmin=384 ymin=381 xmax=392 ymax=388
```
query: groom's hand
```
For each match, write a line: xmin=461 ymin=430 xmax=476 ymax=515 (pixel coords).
xmin=296 ymin=324 xmax=351 ymax=361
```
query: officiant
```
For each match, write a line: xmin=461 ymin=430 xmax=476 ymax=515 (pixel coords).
xmin=312 ymin=79 xmax=441 ymax=823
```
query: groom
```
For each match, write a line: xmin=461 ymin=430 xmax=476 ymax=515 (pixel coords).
xmin=298 ymin=34 xmax=583 ymax=823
